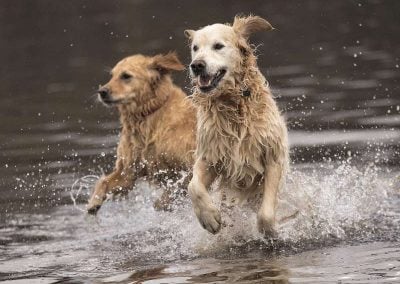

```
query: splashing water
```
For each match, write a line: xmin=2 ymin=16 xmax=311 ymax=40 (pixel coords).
xmin=279 ymin=163 xmax=395 ymax=244
xmin=70 ymin=175 xmax=100 ymax=212
xmin=3 ymin=161 xmax=395 ymax=278
xmin=64 ymin=161 xmax=398 ymax=266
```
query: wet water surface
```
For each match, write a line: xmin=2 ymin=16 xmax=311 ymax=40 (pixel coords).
xmin=1 ymin=1 xmax=400 ymax=283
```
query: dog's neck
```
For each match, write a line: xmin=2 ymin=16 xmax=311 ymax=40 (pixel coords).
xmin=125 ymin=94 xmax=168 ymax=121
xmin=118 ymin=78 xmax=171 ymax=132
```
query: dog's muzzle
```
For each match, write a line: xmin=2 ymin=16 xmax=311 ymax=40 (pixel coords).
xmin=97 ymin=87 xmax=115 ymax=105
xmin=98 ymin=87 xmax=110 ymax=99
xmin=190 ymin=60 xmax=227 ymax=93
xmin=190 ymin=60 xmax=206 ymax=76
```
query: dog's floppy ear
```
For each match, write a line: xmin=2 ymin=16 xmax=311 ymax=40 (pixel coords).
xmin=184 ymin=29 xmax=195 ymax=41
xmin=233 ymin=15 xmax=274 ymax=39
xmin=152 ymin=52 xmax=185 ymax=73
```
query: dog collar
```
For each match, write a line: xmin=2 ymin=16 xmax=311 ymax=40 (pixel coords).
xmin=242 ymin=89 xmax=251 ymax=97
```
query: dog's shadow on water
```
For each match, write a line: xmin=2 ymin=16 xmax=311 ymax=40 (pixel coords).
xmin=101 ymin=259 xmax=291 ymax=283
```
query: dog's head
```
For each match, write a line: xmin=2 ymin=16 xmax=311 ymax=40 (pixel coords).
xmin=185 ymin=15 xmax=273 ymax=94
xmin=97 ymin=52 xmax=184 ymax=107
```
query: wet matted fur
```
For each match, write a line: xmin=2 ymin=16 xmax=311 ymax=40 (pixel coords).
xmin=185 ymin=16 xmax=289 ymax=235
xmin=87 ymin=53 xmax=196 ymax=214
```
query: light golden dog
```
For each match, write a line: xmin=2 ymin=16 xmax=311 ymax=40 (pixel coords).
xmin=185 ymin=16 xmax=289 ymax=235
xmin=87 ymin=52 xmax=196 ymax=214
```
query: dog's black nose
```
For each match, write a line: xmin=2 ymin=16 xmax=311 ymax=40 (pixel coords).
xmin=190 ymin=60 xmax=206 ymax=75
xmin=98 ymin=87 xmax=110 ymax=99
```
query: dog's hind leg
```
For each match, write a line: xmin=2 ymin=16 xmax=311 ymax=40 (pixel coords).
xmin=153 ymin=171 xmax=192 ymax=211
xmin=257 ymin=161 xmax=283 ymax=236
xmin=188 ymin=159 xmax=221 ymax=234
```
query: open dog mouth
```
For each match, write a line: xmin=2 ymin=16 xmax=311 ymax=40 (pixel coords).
xmin=197 ymin=69 xmax=226 ymax=93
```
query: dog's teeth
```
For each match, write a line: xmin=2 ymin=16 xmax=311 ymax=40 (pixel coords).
xmin=198 ymin=75 xmax=212 ymax=87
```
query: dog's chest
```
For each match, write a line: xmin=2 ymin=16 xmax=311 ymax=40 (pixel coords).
xmin=197 ymin=110 xmax=267 ymax=189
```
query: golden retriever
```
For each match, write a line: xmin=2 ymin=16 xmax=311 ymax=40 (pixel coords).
xmin=87 ymin=52 xmax=196 ymax=214
xmin=185 ymin=16 xmax=289 ymax=235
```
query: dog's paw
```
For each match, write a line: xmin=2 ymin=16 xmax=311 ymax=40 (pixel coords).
xmin=257 ymin=214 xmax=277 ymax=238
xmin=87 ymin=194 xmax=104 ymax=215
xmin=87 ymin=204 xmax=101 ymax=215
xmin=195 ymin=205 xmax=222 ymax=234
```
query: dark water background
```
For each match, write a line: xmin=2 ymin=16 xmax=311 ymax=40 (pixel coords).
xmin=0 ymin=1 xmax=399 ymax=283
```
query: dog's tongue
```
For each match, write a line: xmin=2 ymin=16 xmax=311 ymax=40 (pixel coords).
xmin=199 ymin=75 xmax=211 ymax=87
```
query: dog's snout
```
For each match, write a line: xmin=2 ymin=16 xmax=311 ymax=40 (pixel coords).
xmin=190 ymin=60 xmax=206 ymax=75
xmin=98 ymin=87 xmax=110 ymax=99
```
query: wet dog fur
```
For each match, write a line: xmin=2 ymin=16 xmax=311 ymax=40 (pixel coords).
xmin=185 ymin=16 xmax=289 ymax=235
xmin=87 ymin=52 xmax=196 ymax=214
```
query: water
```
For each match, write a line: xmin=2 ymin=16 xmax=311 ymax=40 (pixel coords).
xmin=1 ymin=0 xmax=400 ymax=283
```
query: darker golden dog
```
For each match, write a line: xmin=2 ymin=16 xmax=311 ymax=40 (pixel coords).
xmin=87 ymin=53 xmax=196 ymax=214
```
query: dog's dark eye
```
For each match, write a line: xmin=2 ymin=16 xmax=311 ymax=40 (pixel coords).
xmin=213 ymin=43 xmax=225 ymax=50
xmin=120 ymin=72 xmax=132 ymax=81
xmin=193 ymin=45 xmax=198 ymax=52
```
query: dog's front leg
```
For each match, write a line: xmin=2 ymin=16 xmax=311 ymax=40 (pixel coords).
xmin=257 ymin=161 xmax=283 ymax=236
xmin=188 ymin=159 xmax=221 ymax=234
xmin=87 ymin=162 xmax=138 ymax=214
